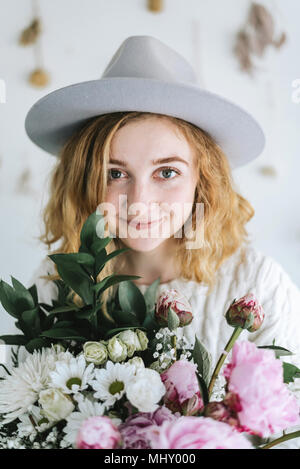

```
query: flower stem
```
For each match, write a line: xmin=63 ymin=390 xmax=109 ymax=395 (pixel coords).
xmin=207 ymin=326 xmax=242 ymax=399
xmin=260 ymin=430 xmax=300 ymax=449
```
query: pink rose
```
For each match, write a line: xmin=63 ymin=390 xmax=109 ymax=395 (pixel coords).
xmin=119 ymin=406 xmax=178 ymax=449
xmin=148 ymin=416 xmax=253 ymax=449
xmin=76 ymin=416 xmax=121 ymax=449
xmin=155 ymin=289 xmax=193 ymax=327
xmin=225 ymin=293 xmax=265 ymax=332
xmin=223 ymin=340 xmax=300 ymax=437
xmin=161 ymin=360 xmax=204 ymax=415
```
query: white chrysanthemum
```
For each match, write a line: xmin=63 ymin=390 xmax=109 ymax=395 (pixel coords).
xmin=49 ymin=354 xmax=94 ymax=394
xmin=17 ymin=405 xmax=53 ymax=440
xmin=0 ymin=347 xmax=70 ymax=424
xmin=90 ymin=361 xmax=136 ymax=407
xmin=62 ymin=395 xmax=106 ymax=446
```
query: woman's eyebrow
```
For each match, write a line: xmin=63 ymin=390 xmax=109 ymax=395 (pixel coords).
xmin=108 ymin=156 xmax=189 ymax=167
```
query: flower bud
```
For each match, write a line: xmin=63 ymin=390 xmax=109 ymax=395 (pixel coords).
xmin=225 ymin=293 xmax=265 ymax=332
xmin=181 ymin=392 xmax=204 ymax=416
xmin=107 ymin=336 xmax=127 ymax=362
xmin=135 ymin=329 xmax=149 ymax=351
xmin=83 ymin=341 xmax=108 ymax=365
xmin=155 ymin=289 xmax=193 ymax=328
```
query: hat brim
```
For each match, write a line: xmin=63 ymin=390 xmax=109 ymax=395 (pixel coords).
xmin=24 ymin=77 xmax=265 ymax=169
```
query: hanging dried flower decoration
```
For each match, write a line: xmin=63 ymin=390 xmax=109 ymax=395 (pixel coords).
xmin=18 ymin=0 xmax=50 ymax=88
xmin=148 ymin=0 xmax=164 ymax=13
xmin=258 ymin=165 xmax=277 ymax=178
xmin=233 ymin=2 xmax=287 ymax=75
xmin=19 ymin=18 xmax=41 ymax=46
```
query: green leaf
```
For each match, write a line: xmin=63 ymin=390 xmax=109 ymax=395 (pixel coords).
xmin=25 ymin=338 xmax=49 ymax=353
xmin=0 ymin=279 xmax=34 ymax=318
xmin=80 ymin=211 xmax=111 ymax=251
xmin=196 ymin=372 xmax=209 ymax=406
xmin=93 ymin=275 xmax=141 ymax=297
xmin=111 ymin=308 xmax=139 ymax=326
xmin=28 ymin=284 xmax=38 ymax=304
xmin=48 ymin=256 xmax=94 ymax=305
xmin=41 ymin=328 xmax=86 ymax=341
xmin=0 ymin=334 xmax=27 ymax=346
xmin=48 ymin=305 xmax=80 ymax=315
xmin=192 ymin=337 xmax=212 ymax=386
xmin=258 ymin=345 xmax=293 ymax=358
xmin=52 ymin=321 xmax=75 ymax=329
xmin=11 ymin=277 xmax=35 ymax=306
xmin=167 ymin=307 xmax=180 ymax=331
xmin=94 ymin=247 xmax=131 ymax=277
xmin=142 ymin=310 xmax=159 ymax=333
xmin=144 ymin=278 xmax=160 ymax=314
xmin=283 ymin=362 xmax=300 ymax=384
xmin=118 ymin=281 xmax=147 ymax=324
xmin=22 ymin=307 xmax=41 ymax=336
xmin=90 ymin=238 xmax=111 ymax=257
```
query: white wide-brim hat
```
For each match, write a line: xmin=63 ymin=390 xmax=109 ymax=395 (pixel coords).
xmin=24 ymin=35 xmax=265 ymax=169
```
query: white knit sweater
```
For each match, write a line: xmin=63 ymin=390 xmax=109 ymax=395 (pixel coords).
xmin=18 ymin=242 xmax=300 ymax=448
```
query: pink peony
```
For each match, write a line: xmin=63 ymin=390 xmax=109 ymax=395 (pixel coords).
xmin=155 ymin=289 xmax=193 ymax=327
xmin=119 ymin=406 xmax=178 ymax=449
xmin=76 ymin=416 xmax=121 ymax=449
xmin=223 ymin=340 xmax=300 ymax=437
xmin=161 ymin=360 xmax=204 ymax=415
xmin=225 ymin=293 xmax=265 ymax=332
xmin=148 ymin=416 xmax=253 ymax=449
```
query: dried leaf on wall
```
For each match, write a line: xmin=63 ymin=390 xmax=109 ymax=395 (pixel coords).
xmin=15 ymin=167 xmax=36 ymax=197
xmin=148 ymin=0 xmax=164 ymax=13
xmin=233 ymin=2 xmax=287 ymax=75
xmin=19 ymin=18 xmax=41 ymax=46
xmin=258 ymin=165 xmax=278 ymax=178
xmin=18 ymin=0 xmax=50 ymax=88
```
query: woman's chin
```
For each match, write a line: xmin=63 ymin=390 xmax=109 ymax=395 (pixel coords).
xmin=119 ymin=236 xmax=168 ymax=253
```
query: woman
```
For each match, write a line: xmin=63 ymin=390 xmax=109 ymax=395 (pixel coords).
xmin=23 ymin=36 xmax=300 ymax=447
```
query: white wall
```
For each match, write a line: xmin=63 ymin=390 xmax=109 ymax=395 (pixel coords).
xmin=0 ymin=0 xmax=299 ymax=334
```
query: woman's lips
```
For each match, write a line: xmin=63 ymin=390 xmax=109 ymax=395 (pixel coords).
xmin=120 ymin=217 xmax=163 ymax=229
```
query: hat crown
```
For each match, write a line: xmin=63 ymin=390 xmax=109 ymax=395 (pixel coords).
xmin=101 ymin=35 xmax=198 ymax=84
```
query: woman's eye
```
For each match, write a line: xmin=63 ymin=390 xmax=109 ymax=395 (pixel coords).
xmin=108 ymin=169 xmax=125 ymax=180
xmin=108 ymin=167 xmax=180 ymax=182
xmin=158 ymin=168 xmax=180 ymax=180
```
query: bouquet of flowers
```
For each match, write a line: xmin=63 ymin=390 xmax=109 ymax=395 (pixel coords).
xmin=0 ymin=210 xmax=299 ymax=449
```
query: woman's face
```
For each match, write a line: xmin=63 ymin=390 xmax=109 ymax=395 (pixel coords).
xmin=103 ymin=117 xmax=198 ymax=252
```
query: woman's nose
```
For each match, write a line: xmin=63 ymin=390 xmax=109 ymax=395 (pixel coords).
xmin=127 ymin=181 xmax=153 ymax=206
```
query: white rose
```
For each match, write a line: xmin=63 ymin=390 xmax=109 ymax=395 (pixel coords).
xmin=117 ymin=330 xmax=139 ymax=358
xmin=83 ymin=341 xmax=108 ymax=365
xmin=135 ymin=329 xmax=149 ymax=351
xmin=126 ymin=368 xmax=166 ymax=413
xmin=127 ymin=356 xmax=145 ymax=374
xmin=107 ymin=336 xmax=127 ymax=362
xmin=38 ymin=388 xmax=75 ymax=422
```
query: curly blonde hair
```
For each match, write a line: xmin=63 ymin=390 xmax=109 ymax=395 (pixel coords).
xmin=38 ymin=111 xmax=254 ymax=315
